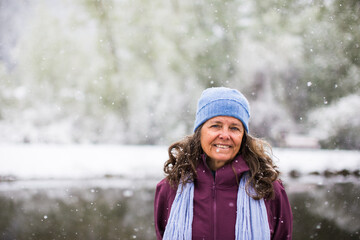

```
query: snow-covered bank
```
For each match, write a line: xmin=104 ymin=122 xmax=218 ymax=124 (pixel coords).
xmin=0 ymin=144 xmax=167 ymax=180
xmin=274 ymin=148 xmax=360 ymax=174
xmin=0 ymin=144 xmax=359 ymax=181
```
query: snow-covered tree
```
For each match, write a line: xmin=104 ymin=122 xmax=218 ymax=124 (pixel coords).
xmin=308 ymin=94 xmax=360 ymax=149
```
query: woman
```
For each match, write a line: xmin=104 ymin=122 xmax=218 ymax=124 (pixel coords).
xmin=154 ymin=87 xmax=293 ymax=240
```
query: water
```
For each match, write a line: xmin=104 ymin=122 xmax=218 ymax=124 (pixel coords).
xmin=288 ymin=180 xmax=360 ymax=240
xmin=0 ymin=177 xmax=359 ymax=240
xmin=0 ymin=178 xmax=157 ymax=240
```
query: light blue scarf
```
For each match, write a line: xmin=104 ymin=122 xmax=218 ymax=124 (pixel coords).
xmin=163 ymin=173 xmax=270 ymax=240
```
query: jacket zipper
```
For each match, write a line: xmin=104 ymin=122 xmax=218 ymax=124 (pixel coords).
xmin=213 ymin=175 xmax=217 ymax=240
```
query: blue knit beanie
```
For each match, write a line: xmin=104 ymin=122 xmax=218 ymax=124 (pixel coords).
xmin=194 ymin=87 xmax=250 ymax=132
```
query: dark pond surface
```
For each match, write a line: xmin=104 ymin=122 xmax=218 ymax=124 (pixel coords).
xmin=288 ymin=180 xmax=360 ymax=240
xmin=0 ymin=177 xmax=359 ymax=240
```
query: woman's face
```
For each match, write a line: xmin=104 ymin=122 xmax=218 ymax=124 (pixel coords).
xmin=200 ymin=116 xmax=244 ymax=171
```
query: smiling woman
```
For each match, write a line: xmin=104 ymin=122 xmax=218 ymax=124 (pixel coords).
xmin=200 ymin=116 xmax=244 ymax=171
xmin=154 ymin=87 xmax=293 ymax=240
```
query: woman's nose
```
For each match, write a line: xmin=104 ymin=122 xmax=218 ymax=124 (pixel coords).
xmin=219 ymin=129 xmax=230 ymax=140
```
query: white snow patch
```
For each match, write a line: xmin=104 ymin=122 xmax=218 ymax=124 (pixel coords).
xmin=274 ymin=148 xmax=360 ymax=174
xmin=0 ymin=144 xmax=167 ymax=180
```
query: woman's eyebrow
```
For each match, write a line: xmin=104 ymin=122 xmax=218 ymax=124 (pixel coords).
xmin=209 ymin=120 xmax=223 ymax=124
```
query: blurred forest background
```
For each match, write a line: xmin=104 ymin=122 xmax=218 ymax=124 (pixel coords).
xmin=0 ymin=0 xmax=359 ymax=149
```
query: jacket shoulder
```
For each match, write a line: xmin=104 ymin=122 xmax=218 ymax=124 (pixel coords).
xmin=273 ymin=179 xmax=287 ymax=198
xmin=156 ymin=178 xmax=176 ymax=195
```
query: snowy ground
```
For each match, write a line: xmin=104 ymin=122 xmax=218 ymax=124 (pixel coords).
xmin=1 ymin=144 xmax=359 ymax=188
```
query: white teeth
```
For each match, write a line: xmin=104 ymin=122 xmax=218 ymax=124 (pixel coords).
xmin=215 ymin=144 xmax=230 ymax=149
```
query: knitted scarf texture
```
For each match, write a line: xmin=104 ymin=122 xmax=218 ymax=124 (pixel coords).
xmin=163 ymin=173 xmax=270 ymax=240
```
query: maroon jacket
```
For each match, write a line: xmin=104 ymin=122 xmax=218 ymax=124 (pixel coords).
xmin=154 ymin=155 xmax=293 ymax=240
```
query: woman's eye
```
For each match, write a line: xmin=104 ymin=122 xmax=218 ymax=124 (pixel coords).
xmin=231 ymin=127 xmax=240 ymax=131
xmin=210 ymin=124 xmax=220 ymax=128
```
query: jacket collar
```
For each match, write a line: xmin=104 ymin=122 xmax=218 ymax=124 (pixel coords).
xmin=196 ymin=154 xmax=250 ymax=186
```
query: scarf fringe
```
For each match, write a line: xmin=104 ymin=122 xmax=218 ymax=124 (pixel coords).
xmin=163 ymin=182 xmax=194 ymax=240
xmin=235 ymin=174 xmax=270 ymax=239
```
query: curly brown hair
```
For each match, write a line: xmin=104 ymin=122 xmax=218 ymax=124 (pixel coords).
xmin=164 ymin=124 xmax=279 ymax=200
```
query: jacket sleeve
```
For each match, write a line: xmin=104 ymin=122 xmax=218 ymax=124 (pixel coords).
xmin=265 ymin=180 xmax=293 ymax=240
xmin=154 ymin=179 xmax=174 ymax=240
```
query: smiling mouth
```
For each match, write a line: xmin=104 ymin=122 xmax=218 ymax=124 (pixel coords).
xmin=214 ymin=144 xmax=231 ymax=149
